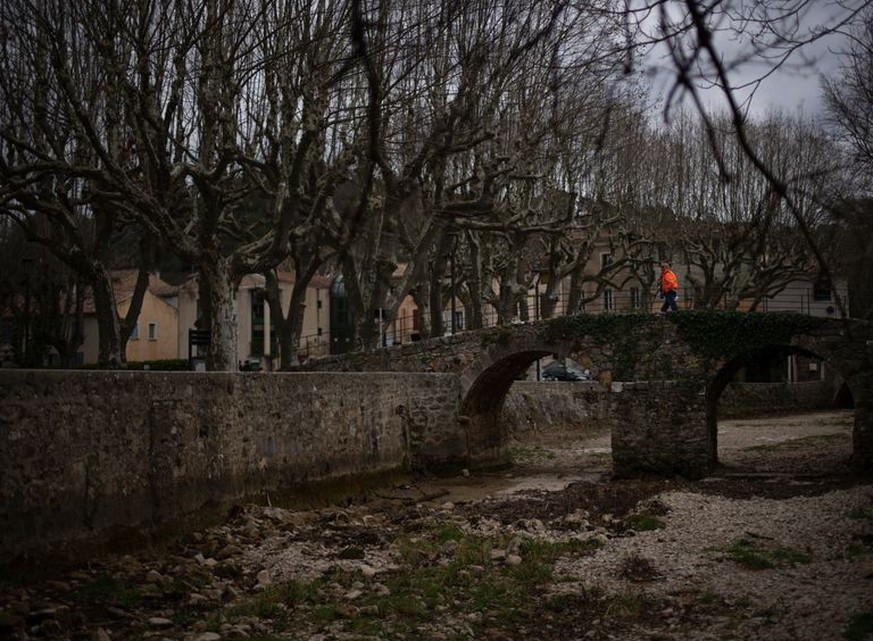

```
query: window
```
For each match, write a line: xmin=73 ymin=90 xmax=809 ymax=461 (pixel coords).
xmin=130 ymin=323 xmax=139 ymax=340
xmin=630 ymin=287 xmax=641 ymax=309
xmin=148 ymin=322 xmax=158 ymax=340
xmin=813 ymin=282 xmax=832 ymax=302
xmin=603 ymin=288 xmax=614 ymax=311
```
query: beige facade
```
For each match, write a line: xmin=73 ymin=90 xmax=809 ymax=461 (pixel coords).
xmin=120 ymin=291 xmax=180 ymax=362
xmin=177 ymin=271 xmax=331 ymax=368
xmin=78 ymin=272 xmax=180 ymax=365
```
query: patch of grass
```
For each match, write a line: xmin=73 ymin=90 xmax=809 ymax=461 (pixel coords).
xmin=697 ymin=590 xmax=719 ymax=605
xmin=846 ymin=542 xmax=873 ymax=559
xmin=166 ymin=569 xmax=213 ymax=599
xmin=743 ymin=433 xmax=845 ymax=453
xmin=320 ymin=527 xmax=615 ymax=637
xmin=510 ymin=444 xmax=557 ymax=464
xmin=71 ymin=572 xmax=142 ymax=607
xmin=603 ymin=592 xmax=647 ymax=620
xmin=846 ymin=506 xmax=873 ymax=521
xmin=751 ymin=606 xmax=780 ymax=625
xmin=718 ymin=538 xmax=812 ymax=570
xmin=225 ymin=581 xmax=318 ymax=630
xmin=311 ymin=605 xmax=340 ymax=624
xmin=626 ymin=510 xmax=665 ymax=532
xmin=845 ymin=611 xmax=873 ymax=641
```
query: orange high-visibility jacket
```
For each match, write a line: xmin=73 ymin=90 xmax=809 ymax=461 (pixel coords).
xmin=660 ymin=268 xmax=679 ymax=293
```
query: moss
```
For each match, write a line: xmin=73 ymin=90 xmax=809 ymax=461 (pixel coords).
xmin=670 ymin=311 xmax=825 ymax=361
xmin=542 ymin=314 xmax=651 ymax=345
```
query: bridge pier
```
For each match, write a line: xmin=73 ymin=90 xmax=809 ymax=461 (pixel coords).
xmin=610 ymin=381 xmax=714 ymax=480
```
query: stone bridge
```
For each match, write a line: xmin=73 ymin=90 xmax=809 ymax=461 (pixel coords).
xmin=305 ymin=312 xmax=873 ymax=478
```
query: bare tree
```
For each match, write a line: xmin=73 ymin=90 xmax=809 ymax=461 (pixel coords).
xmin=621 ymin=1 xmax=869 ymax=316
xmin=825 ymin=8 xmax=873 ymax=182
xmin=639 ymin=112 xmax=842 ymax=309
xmin=0 ymin=0 xmax=156 ymax=367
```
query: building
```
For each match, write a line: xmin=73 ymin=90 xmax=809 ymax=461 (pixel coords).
xmin=78 ymin=271 xmax=180 ymax=365
xmin=177 ymin=271 xmax=332 ymax=369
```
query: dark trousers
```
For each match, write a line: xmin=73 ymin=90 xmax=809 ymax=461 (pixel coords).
xmin=661 ymin=290 xmax=678 ymax=313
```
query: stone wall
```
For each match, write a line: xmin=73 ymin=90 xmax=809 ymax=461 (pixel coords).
xmin=501 ymin=381 xmax=609 ymax=438
xmin=610 ymin=381 xmax=712 ymax=479
xmin=506 ymin=380 xmax=839 ymax=437
xmin=0 ymin=370 xmax=460 ymax=561
xmin=717 ymin=381 xmax=837 ymax=417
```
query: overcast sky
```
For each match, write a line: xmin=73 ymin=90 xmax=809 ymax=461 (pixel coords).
xmin=640 ymin=1 xmax=861 ymax=121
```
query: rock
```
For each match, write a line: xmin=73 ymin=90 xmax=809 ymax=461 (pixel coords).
xmin=360 ymin=565 xmax=378 ymax=578
xmin=94 ymin=627 xmax=112 ymax=641
xmin=338 ymin=545 xmax=365 ymax=560
xmin=215 ymin=545 xmax=243 ymax=560
xmin=193 ymin=633 xmax=222 ymax=641
xmin=505 ymin=554 xmax=523 ymax=566
xmin=187 ymin=593 xmax=210 ymax=606
xmin=145 ymin=570 xmax=165 ymax=584
xmin=106 ymin=606 xmax=131 ymax=619
xmin=505 ymin=536 xmax=522 ymax=556
xmin=147 ymin=617 xmax=173 ymax=627
xmin=335 ymin=604 xmax=359 ymax=618
xmin=255 ymin=570 xmax=271 ymax=586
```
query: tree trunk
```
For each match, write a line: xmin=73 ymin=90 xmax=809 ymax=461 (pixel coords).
xmin=410 ymin=285 xmax=432 ymax=340
xmin=265 ymin=271 xmax=309 ymax=370
xmin=199 ymin=259 xmax=239 ymax=371
xmin=466 ymin=235 xmax=485 ymax=330
xmin=428 ymin=257 xmax=446 ymax=338
xmin=91 ymin=267 xmax=125 ymax=368
xmin=119 ymin=267 xmax=152 ymax=358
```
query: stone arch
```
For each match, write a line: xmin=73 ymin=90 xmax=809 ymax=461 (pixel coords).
xmin=790 ymin=326 xmax=873 ymax=472
xmin=456 ymin=333 xmax=606 ymax=469
xmin=706 ymin=334 xmax=864 ymax=470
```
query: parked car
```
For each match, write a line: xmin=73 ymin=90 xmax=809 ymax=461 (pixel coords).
xmin=541 ymin=362 xmax=591 ymax=382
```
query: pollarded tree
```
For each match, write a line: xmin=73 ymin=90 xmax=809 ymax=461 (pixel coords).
xmin=621 ymin=1 xmax=867 ymax=315
xmin=0 ymin=0 xmax=155 ymax=367
xmin=658 ymin=113 xmax=842 ymax=309
xmin=324 ymin=0 xmax=590 ymax=346
xmin=1 ymin=0 xmax=361 ymax=370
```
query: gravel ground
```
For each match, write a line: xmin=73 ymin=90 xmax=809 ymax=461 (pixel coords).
xmin=1 ymin=411 xmax=871 ymax=641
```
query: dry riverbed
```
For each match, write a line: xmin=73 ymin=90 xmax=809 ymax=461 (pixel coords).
xmin=1 ymin=411 xmax=871 ymax=641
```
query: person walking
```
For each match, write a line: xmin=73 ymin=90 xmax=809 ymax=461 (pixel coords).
xmin=659 ymin=261 xmax=679 ymax=314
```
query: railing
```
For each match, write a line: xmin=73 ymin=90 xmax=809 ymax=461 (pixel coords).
xmin=290 ymin=284 xmax=847 ymax=362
